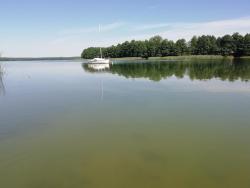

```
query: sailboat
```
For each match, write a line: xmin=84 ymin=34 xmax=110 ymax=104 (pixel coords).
xmin=89 ymin=25 xmax=111 ymax=64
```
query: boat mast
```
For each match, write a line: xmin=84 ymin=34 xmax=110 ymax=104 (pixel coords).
xmin=99 ymin=24 xmax=103 ymax=59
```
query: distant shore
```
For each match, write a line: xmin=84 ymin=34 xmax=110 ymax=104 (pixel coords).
xmin=1 ymin=55 xmax=250 ymax=62
xmin=0 ymin=57 xmax=81 ymax=61
xmin=111 ymin=55 xmax=250 ymax=61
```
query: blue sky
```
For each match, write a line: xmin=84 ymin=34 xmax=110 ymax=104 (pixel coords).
xmin=1 ymin=0 xmax=250 ymax=57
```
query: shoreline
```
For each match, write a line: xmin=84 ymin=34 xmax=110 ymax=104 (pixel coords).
xmin=111 ymin=55 xmax=250 ymax=61
xmin=1 ymin=55 xmax=250 ymax=62
xmin=0 ymin=57 xmax=81 ymax=62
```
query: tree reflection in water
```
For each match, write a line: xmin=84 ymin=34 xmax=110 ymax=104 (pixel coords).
xmin=83 ymin=59 xmax=250 ymax=82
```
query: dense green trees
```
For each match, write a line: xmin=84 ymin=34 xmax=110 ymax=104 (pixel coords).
xmin=192 ymin=35 xmax=219 ymax=55
xmin=243 ymin=34 xmax=250 ymax=56
xmin=81 ymin=47 xmax=100 ymax=59
xmin=175 ymin=39 xmax=188 ymax=55
xmin=81 ymin=33 xmax=250 ymax=59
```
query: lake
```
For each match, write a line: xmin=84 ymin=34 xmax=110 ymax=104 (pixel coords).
xmin=0 ymin=59 xmax=250 ymax=188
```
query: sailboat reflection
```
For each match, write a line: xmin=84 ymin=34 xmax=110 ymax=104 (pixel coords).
xmin=87 ymin=63 xmax=110 ymax=71
xmin=83 ymin=63 xmax=110 ymax=101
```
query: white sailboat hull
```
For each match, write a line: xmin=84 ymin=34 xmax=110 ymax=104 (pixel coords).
xmin=89 ymin=58 xmax=111 ymax=64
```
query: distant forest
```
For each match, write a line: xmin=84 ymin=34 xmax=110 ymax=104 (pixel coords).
xmin=81 ymin=33 xmax=250 ymax=59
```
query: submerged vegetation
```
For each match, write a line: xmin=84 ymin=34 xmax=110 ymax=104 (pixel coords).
xmin=83 ymin=59 xmax=250 ymax=82
xmin=81 ymin=33 xmax=250 ymax=59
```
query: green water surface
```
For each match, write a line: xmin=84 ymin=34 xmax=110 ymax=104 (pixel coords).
xmin=0 ymin=60 xmax=250 ymax=188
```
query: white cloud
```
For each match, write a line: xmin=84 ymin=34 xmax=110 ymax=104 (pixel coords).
xmin=148 ymin=4 xmax=160 ymax=9
xmin=60 ymin=22 xmax=126 ymax=35
xmin=101 ymin=22 xmax=127 ymax=32
xmin=147 ymin=16 xmax=250 ymax=41
xmin=133 ymin=23 xmax=170 ymax=31
xmin=102 ymin=17 xmax=250 ymax=44
xmin=1 ymin=17 xmax=250 ymax=57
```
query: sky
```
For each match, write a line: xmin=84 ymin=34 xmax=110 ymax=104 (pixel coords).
xmin=0 ymin=0 xmax=250 ymax=57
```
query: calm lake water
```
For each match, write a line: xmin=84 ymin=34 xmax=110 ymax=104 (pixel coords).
xmin=0 ymin=59 xmax=250 ymax=188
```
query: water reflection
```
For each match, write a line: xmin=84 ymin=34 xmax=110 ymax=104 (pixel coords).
xmin=86 ymin=63 xmax=110 ymax=72
xmin=1 ymin=61 xmax=250 ymax=188
xmin=82 ymin=59 xmax=250 ymax=82
xmin=0 ymin=64 xmax=5 ymax=95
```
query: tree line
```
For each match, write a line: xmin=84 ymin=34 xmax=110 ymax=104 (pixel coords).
xmin=81 ymin=33 xmax=250 ymax=59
